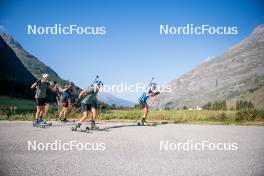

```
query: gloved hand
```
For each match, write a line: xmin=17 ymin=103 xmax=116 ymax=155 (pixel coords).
xmin=155 ymin=92 xmax=160 ymax=95
xmin=36 ymin=79 xmax=41 ymax=84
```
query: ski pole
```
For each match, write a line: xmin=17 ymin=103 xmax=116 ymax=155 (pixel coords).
xmin=148 ymin=77 xmax=154 ymax=87
xmin=91 ymin=75 xmax=99 ymax=86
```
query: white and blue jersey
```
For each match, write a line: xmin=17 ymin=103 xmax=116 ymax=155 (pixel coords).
xmin=139 ymin=87 xmax=156 ymax=103
xmin=60 ymin=88 xmax=73 ymax=101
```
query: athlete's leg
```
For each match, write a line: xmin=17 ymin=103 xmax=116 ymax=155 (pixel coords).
xmin=143 ymin=105 xmax=149 ymax=119
xmin=59 ymin=107 xmax=66 ymax=118
xmin=44 ymin=103 xmax=50 ymax=117
xmin=64 ymin=100 xmax=70 ymax=117
xmin=75 ymin=104 xmax=90 ymax=129
xmin=39 ymin=105 xmax=45 ymax=118
xmin=90 ymin=107 xmax=100 ymax=129
xmin=63 ymin=107 xmax=68 ymax=117
xmin=141 ymin=104 xmax=149 ymax=125
xmin=91 ymin=107 xmax=97 ymax=122
xmin=35 ymin=106 xmax=41 ymax=119
xmin=79 ymin=111 xmax=88 ymax=124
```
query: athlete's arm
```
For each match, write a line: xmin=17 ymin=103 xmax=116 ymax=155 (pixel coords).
xmin=78 ymin=90 xmax=86 ymax=99
xmin=31 ymin=82 xmax=37 ymax=89
xmin=48 ymin=82 xmax=54 ymax=89
xmin=31 ymin=79 xmax=41 ymax=89
xmin=148 ymin=90 xmax=160 ymax=97
xmin=147 ymin=92 xmax=158 ymax=97
xmin=62 ymin=86 xmax=69 ymax=92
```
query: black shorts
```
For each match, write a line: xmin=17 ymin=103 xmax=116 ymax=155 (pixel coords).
xmin=35 ymin=98 xmax=47 ymax=106
xmin=139 ymin=100 xmax=147 ymax=108
xmin=81 ymin=103 xmax=96 ymax=112
xmin=61 ymin=100 xmax=69 ymax=108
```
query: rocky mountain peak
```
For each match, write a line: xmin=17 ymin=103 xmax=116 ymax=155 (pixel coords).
xmin=155 ymin=24 xmax=264 ymax=109
xmin=252 ymin=24 xmax=264 ymax=36
xmin=0 ymin=32 xmax=24 ymax=50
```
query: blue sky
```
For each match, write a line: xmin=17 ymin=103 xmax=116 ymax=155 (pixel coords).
xmin=0 ymin=0 xmax=263 ymax=102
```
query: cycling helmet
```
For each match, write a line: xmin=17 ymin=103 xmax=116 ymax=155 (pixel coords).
xmin=42 ymin=74 xmax=49 ymax=79
xmin=94 ymin=80 xmax=103 ymax=87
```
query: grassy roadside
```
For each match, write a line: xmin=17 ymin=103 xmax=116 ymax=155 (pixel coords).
xmin=0 ymin=96 xmax=35 ymax=114
xmin=97 ymin=109 xmax=264 ymax=125
xmin=1 ymin=108 xmax=264 ymax=125
xmin=1 ymin=96 xmax=264 ymax=125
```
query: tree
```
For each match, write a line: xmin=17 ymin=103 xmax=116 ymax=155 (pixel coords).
xmin=203 ymin=100 xmax=227 ymax=110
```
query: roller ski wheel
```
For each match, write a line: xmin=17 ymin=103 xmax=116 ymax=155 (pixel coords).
xmin=90 ymin=126 xmax=109 ymax=131
xmin=71 ymin=126 xmax=89 ymax=133
xmin=137 ymin=122 xmax=147 ymax=126
xmin=61 ymin=118 xmax=70 ymax=123
xmin=38 ymin=118 xmax=52 ymax=126
xmin=137 ymin=122 xmax=142 ymax=126
xmin=41 ymin=125 xmax=46 ymax=128
xmin=40 ymin=122 xmax=52 ymax=126
xmin=71 ymin=126 xmax=78 ymax=131
xmin=137 ymin=121 xmax=156 ymax=126
xmin=33 ymin=121 xmax=49 ymax=128
xmin=137 ymin=118 xmax=147 ymax=126
xmin=90 ymin=123 xmax=108 ymax=131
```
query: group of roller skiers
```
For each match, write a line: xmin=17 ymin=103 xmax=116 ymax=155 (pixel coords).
xmin=31 ymin=74 xmax=160 ymax=130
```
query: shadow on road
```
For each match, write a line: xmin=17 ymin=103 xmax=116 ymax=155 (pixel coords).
xmin=37 ymin=121 xmax=169 ymax=129
xmin=107 ymin=122 xmax=169 ymax=129
xmin=107 ymin=124 xmax=139 ymax=129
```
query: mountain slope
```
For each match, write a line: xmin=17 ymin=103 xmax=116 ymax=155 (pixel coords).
xmin=0 ymin=32 xmax=134 ymax=107
xmin=156 ymin=24 xmax=264 ymax=109
xmin=0 ymin=35 xmax=36 ymax=98
xmin=97 ymin=92 xmax=134 ymax=107
xmin=0 ymin=33 xmax=66 ymax=85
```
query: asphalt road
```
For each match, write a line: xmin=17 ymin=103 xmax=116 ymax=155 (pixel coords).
xmin=0 ymin=121 xmax=263 ymax=176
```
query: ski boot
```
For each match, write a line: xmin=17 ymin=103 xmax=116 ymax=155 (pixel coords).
xmin=33 ymin=119 xmax=40 ymax=127
xmin=142 ymin=118 xmax=147 ymax=125
xmin=71 ymin=123 xmax=81 ymax=131
xmin=90 ymin=121 xmax=100 ymax=130
xmin=61 ymin=117 xmax=69 ymax=123
xmin=137 ymin=118 xmax=147 ymax=126
xmin=39 ymin=118 xmax=52 ymax=126
xmin=33 ymin=118 xmax=48 ymax=128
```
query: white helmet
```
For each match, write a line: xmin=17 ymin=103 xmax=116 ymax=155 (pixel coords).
xmin=150 ymin=82 xmax=157 ymax=88
xmin=42 ymin=74 xmax=49 ymax=79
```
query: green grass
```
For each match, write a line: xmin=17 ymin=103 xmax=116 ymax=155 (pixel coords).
xmin=97 ymin=109 xmax=264 ymax=124
xmin=0 ymin=96 xmax=35 ymax=110
xmin=0 ymin=96 xmax=35 ymax=120
xmin=0 ymin=96 xmax=263 ymax=125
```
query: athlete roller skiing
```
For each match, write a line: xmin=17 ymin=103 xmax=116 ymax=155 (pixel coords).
xmin=31 ymin=74 xmax=53 ymax=127
xmin=58 ymin=82 xmax=74 ymax=122
xmin=72 ymin=79 xmax=103 ymax=131
xmin=138 ymin=81 xmax=160 ymax=125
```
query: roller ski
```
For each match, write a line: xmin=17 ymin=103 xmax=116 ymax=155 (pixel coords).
xmin=61 ymin=117 xmax=70 ymax=123
xmin=90 ymin=122 xmax=109 ymax=131
xmin=137 ymin=118 xmax=156 ymax=126
xmin=71 ymin=123 xmax=90 ymax=133
xmin=33 ymin=118 xmax=52 ymax=128
xmin=57 ymin=116 xmax=75 ymax=123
